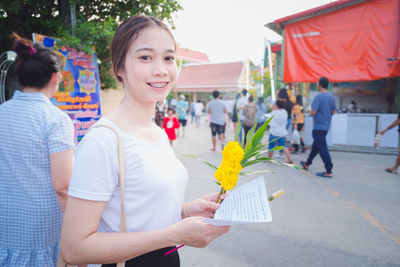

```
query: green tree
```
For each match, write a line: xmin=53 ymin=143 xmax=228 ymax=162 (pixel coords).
xmin=0 ymin=0 xmax=182 ymax=89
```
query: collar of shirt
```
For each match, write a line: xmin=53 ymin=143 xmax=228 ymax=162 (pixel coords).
xmin=12 ymin=90 xmax=52 ymax=105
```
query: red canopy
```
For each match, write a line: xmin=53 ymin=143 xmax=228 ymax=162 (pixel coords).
xmin=282 ymin=0 xmax=400 ymax=82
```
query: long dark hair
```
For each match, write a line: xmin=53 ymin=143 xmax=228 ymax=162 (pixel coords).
xmin=11 ymin=33 xmax=62 ymax=88
xmin=295 ymin=95 xmax=303 ymax=106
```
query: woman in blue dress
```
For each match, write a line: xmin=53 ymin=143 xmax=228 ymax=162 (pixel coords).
xmin=0 ymin=33 xmax=74 ymax=266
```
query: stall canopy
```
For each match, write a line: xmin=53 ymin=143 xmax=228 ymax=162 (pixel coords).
xmin=174 ymin=61 xmax=245 ymax=92
xmin=269 ymin=0 xmax=400 ymax=82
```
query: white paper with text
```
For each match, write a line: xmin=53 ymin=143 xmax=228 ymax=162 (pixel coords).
xmin=203 ymin=176 xmax=272 ymax=226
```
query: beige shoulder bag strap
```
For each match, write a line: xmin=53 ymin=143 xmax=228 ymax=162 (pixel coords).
xmin=57 ymin=123 xmax=127 ymax=267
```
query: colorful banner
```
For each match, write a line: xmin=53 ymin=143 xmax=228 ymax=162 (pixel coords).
xmin=33 ymin=33 xmax=102 ymax=143
xmin=283 ymin=0 xmax=400 ymax=83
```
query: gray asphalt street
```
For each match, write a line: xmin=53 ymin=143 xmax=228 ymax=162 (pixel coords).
xmin=174 ymin=118 xmax=400 ymax=267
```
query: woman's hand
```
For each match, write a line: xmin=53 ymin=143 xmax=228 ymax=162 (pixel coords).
xmin=185 ymin=192 xmax=226 ymax=218
xmin=172 ymin=217 xmax=230 ymax=248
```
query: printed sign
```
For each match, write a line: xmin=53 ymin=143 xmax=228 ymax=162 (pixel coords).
xmin=33 ymin=33 xmax=102 ymax=143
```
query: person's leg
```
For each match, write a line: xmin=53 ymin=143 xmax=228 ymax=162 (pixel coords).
xmin=239 ymin=120 xmax=244 ymax=143
xmin=305 ymin=130 xmax=319 ymax=166
xmin=277 ymin=136 xmax=292 ymax=163
xmin=218 ymin=124 xmax=225 ymax=150
xmin=181 ymin=119 xmax=187 ymax=137
xmin=268 ymin=134 xmax=277 ymax=158
xmin=210 ymin=123 xmax=217 ymax=151
xmin=243 ymin=125 xmax=251 ymax=147
xmin=313 ymin=130 xmax=333 ymax=174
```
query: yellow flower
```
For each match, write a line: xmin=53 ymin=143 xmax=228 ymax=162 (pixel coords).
xmin=214 ymin=141 xmax=244 ymax=191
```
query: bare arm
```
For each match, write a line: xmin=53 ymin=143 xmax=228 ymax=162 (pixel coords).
xmin=381 ymin=118 xmax=400 ymax=135
xmin=50 ymin=149 xmax=73 ymax=212
xmin=61 ymin=197 xmax=229 ymax=265
xmin=311 ymin=110 xmax=317 ymax=116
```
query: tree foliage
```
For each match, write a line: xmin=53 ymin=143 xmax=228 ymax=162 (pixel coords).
xmin=0 ymin=0 xmax=182 ymax=89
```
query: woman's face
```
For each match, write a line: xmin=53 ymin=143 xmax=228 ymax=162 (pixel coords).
xmin=118 ymin=26 xmax=177 ymax=104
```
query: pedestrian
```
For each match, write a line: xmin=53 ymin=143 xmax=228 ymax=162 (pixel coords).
xmin=194 ymin=99 xmax=204 ymax=127
xmin=236 ymin=89 xmax=249 ymax=142
xmin=277 ymin=88 xmax=294 ymax=130
xmin=231 ymin=93 xmax=240 ymax=133
xmin=207 ymin=90 xmax=227 ymax=151
xmin=224 ymin=97 xmax=234 ymax=129
xmin=0 ymin=33 xmax=74 ymax=266
xmin=189 ymin=100 xmax=195 ymax=123
xmin=300 ymin=77 xmax=336 ymax=178
xmin=379 ymin=110 xmax=400 ymax=174
xmin=265 ymin=100 xmax=293 ymax=164
xmin=60 ymin=14 xmax=229 ymax=266
xmin=242 ymin=96 xmax=257 ymax=146
xmin=154 ymin=101 xmax=166 ymax=128
xmin=176 ymin=94 xmax=188 ymax=137
xmin=292 ymin=95 xmax=306 ymax=153
xmin=255 ymin=96 xmax=267 ymax=131
xmin=163 ymin=107 xmax=180 ymax=146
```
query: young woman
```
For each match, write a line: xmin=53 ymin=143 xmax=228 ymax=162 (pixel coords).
xmin=60 ymin=15 xmax=229 ymax=266
xmin=0 ymin=34 xmax=74 ymax=266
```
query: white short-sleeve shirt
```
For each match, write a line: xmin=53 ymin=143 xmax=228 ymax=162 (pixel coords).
xmin=68 ymin=118 xmax=189 ymax=232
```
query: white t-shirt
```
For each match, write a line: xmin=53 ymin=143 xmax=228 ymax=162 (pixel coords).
xmin=266 ymin=109 xmax=288 ymax=137
xmin=68 ymin=118 xmax=189 ymax=232
xmin=237 ymin=96 xmax=248 ymax=119
xmin=194 ymin=102 xmax=204 ymax=116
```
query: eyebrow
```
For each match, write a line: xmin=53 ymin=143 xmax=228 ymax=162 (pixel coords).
xmin=134 ymin=47 xmax=175 ymax=54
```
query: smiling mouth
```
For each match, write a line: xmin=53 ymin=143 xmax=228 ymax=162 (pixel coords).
xmin=147 ymin=82 xmax=168 ymax=89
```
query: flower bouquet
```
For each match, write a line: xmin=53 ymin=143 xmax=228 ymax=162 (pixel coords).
xmin=185 ymin=116 xmax=300 ymax=204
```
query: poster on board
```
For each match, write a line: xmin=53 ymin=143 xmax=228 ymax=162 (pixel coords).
xmin=32 ymin=33 xmax=102 ymax=143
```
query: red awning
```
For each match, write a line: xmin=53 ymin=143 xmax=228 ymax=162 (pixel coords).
xmin=282 ymin=0 xmax=400 ymax=82
xmin=174 ymin=62 xmax=245 ymax=92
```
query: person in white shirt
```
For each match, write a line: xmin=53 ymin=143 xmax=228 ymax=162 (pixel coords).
xmin=236 ymin=89 xmax=248 ymax=142
xmin=193 ymin=100 xmax=204 ymax=128
xmin=265 ymin=100 xmax=293 ymax=164
xmin=60 ymin=14 xmax=229 ymax=267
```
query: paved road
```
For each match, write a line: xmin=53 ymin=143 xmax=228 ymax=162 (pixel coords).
xmin=174 ymin=118 xmax=400 ymax=267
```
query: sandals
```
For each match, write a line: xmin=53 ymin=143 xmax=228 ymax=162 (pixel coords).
xmin=300 ymin=160 xmax=309 ymax=171
xmin=316 ymin=172 xmax=333 ymax=178
xmin=385 ymin=168 xmax=398 ymax=174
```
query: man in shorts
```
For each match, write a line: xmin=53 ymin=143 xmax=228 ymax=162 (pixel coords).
xmin=176 ymin=95 xmax=188 ymax=137
xmin=207 ymin=90 xmax=227 ymax=152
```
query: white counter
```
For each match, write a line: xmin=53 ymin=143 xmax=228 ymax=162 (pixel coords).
xmin=304 ymin=113 xmax=398 ymax=148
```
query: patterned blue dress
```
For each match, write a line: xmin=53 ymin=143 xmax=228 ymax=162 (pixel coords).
xmin=0 ymin=91 xmax=74 ymax=266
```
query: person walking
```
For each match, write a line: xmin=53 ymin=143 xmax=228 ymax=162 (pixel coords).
xmin=236 ymin=89 xmax=248 ymax=142
xmin=176 ymin=94 xmax=188 ymax=137
xmin=265 ymin=100 xmax=293 ymax=164
xmin=379 ymin=110 xmax=400 ymax=174
xmin=231 ymin=93 xmax=240 ymax=133
xmin=242 ymin=96 xmax=257 ymax=146
xmin=189 ymin=100 xmax=195 ymax=124
xmin=0 ymin=33 xmax=74 ymax=266
xmin=163 ymin=107 xmax=180 ymax=146
xmin=292 ymin=95 xmax=306 ymax=153
xmin=154 ymin=101 xmax=166 ymax=128
xmin=207 ymin=90 xmax=227 ymax=152
xmin=277 ymin=88 xmax=294 ymax=130
xmin=300 ymin=77 xmax=336 ymax=178
xmin=255 ymin=96 xmax=267 ymax=131
xmin=193 ymin=99 xmax=204 ymax=127
xmin=60 ymin=15 xmax=229 ymax=267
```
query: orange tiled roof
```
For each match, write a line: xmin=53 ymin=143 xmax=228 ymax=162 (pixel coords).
xmin=174 ymin=61 xmax=245 ymax=92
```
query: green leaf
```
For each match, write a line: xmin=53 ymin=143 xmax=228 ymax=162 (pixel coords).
xmin=215 ymin=181 xmax=221 ymax=185
xmin=244 ymin=117 xmax=257 ymax=155
xmin=240 ymin=169 xmax=275 ymax=176
xmin=182 ymin=154 xmax=218 ymax=170
xmin=251 ymin=116 xmax=272 ymax=150
xmin=269 ymin=146 xmax=285 ymax=151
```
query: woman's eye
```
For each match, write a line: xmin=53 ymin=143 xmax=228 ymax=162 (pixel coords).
xmin=140 ymin=56 xmax=151 ymax=60
xmin=165 ymin=56 xmax=175 ymax=61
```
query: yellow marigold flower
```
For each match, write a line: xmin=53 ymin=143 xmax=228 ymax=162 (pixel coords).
xmin=214 ymin=141 xmax=244 ymax=191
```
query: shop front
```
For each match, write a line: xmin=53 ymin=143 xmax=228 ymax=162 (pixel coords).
xmin=267 ymin=0 xmax=400 ymax=151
